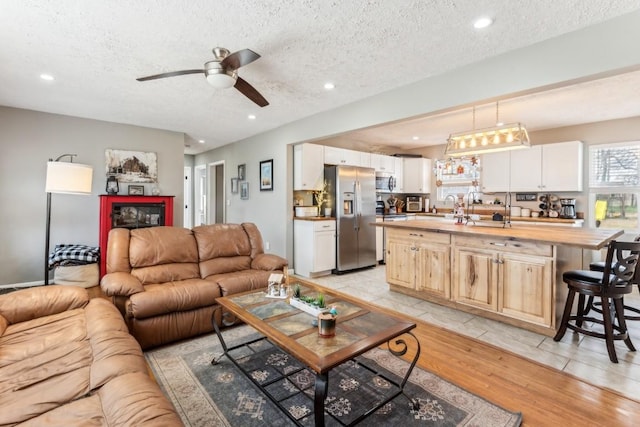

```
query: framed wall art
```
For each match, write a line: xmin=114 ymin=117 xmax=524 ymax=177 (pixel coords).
xmin=231 ymin=177 xmax=239 ymax=194
xmin=237 ymin=164 xmax=246 ymax=181
xmin=105 ymin=149 xmax=158 ymax=183
xmin=128 ymin=185 xmax=144 ymax=195
xmin=259 ymin=159 xmax=273 ymax=191
xmin=240 ymin=182 xmax=249 ymax=200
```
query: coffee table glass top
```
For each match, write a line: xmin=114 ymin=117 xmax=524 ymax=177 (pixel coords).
xmin=217 ymin=282 xmax=416 ymax=372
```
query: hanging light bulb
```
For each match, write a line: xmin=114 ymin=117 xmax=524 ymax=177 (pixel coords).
xmin=481 ymin=134 xmax=488 ymax=146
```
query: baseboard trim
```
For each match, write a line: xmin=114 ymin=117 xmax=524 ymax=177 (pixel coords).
xmin=0 ymin=281 xmax=44 ymax=289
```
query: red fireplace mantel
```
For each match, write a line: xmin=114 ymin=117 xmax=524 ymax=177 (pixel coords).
xmin=99 ymin=195 xmax=174 ymax=277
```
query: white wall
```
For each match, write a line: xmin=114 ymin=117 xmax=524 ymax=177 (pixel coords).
xmin=0 ymin=107 xmax=185 ymax=286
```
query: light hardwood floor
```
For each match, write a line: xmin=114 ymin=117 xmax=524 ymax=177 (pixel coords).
xmin=301 ymin=266 xmax=640 ymax=426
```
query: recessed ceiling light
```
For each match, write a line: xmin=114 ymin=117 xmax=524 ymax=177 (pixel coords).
xmin=324 ymin=82 xmax=335 ymax=90
xmin=198 ymin=139 xmax=205 ymax=144
xmin=248 ymin=114 xmax=256 ymax=120
xmin=473 ymin=17 xmax=493 ymax=29
xmin=40 ymin=74 xmax=54 ymax=81
xmin=412 ymin=136 xmax=420 ymax=141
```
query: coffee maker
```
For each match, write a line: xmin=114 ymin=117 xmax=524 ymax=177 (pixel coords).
xmin=559 ymin=198 xmax=576 ymax=219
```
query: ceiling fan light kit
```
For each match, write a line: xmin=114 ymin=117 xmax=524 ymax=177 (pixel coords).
xmin=137 ymin=47 xmax=268 ymax=107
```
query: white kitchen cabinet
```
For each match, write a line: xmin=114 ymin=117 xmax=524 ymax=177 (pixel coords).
xmin=509 ymin=146 xmax=543 ymax=192
xmin=541 ymin=141 xmax=583 ymax=191
xmin=510 ymin=141 xmax=583 ymax=192
xmin=294 ymin=220 xmax=336 ymax=277
xmin=394 ymin=157 xmax=404 ymax=193
xmin=481 ymin=151 xmax=510 ymax=193
xmin=486 ymin=141 xmax=584 ymax=193
xmin=293 ymin=143 xmax=324 ymax=191
xmin=324 ymin=146 xmax=362 ymax=166
xmin=403 ymin=158 xmax=432 ymax=194
xmin=370 ymin=153 xmax=396 ymax=173
xmin=359 ymin=151 xmax=371 ymax=168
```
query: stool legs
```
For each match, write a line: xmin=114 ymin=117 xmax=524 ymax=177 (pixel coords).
xmin=554 ymin=288 xmax=635 ymax=363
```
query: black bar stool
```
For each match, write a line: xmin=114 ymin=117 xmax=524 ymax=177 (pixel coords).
xmin=554 ymin=240 xmax=640 ymax=363
xmin=585 ymin=235 xmax=640 ymax=321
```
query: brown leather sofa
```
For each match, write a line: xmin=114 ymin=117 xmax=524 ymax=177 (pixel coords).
xmin=0 ymin=285 xmax=182 ymax=426
xmin=100 ymin=223 xmax=288 ymax=349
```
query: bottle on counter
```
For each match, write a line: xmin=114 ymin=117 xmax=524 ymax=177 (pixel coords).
xmin=432 ymin=205 xmax=437 ymax=214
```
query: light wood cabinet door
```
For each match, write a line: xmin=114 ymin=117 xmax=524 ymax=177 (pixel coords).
xmin=416 ymin=242 xmax=450 ymax=298
xmin=453 ymin=247 xmax=498 ymax=310
xmin=500 ymin=253 xmax=553 ymax=326
xmin=385 ymin=236 xmax=415 ymax=288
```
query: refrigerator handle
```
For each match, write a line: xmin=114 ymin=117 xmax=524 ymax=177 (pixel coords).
xmin=354 ymin=180 xmax=362 ymax=231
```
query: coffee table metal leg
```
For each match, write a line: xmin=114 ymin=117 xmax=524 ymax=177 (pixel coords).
xmin=210 ymin=305 xmax=227 ymax=365
xmin=388 ymin=331 xmax=421 ymax=410
xmin=314 ymin=372 xmax=328 ymax=426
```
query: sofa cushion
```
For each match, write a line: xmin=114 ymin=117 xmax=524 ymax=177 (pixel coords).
xmin=130 ymin=227 xmax=198 ymax=267
xmin=200 ymin=255 xmax=252 ymax=278
xmin=0 ymin=285 xmax=88 ymax=325
xmin=129 ymin=227 xmax=200 ymax=284
xmin=193 ymin=223 xmax=252 ymax=260
xmin=127 ymin=278 xmax=221 ymax=319
xmin=211 ymin=270 xmax=273 ymax=296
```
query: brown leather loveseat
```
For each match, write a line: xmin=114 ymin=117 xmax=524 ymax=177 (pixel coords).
xmin=0 ymin=285 xmax=182 ymax=426
xmin=100 ymin=223 xmax=288 ymax=349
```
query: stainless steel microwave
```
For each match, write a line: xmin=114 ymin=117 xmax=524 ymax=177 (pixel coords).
xmin=375 ymin=172 xmax=396 ymax=193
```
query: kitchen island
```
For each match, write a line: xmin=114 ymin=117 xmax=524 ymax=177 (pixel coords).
xmin=375 ymin=220 xmax=623 ymax=336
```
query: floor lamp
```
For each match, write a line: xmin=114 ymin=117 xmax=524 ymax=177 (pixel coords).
xmin=45 ymin=154 xmax=93 ymax=285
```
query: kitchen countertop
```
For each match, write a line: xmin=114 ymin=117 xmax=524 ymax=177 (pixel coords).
xmin=374 ymin=219 xmax=622 ymax=250
xmin=411 ymin=212 xmax=582 ymax=224
xmin=293 ymin=216 xmax=336 ymax=221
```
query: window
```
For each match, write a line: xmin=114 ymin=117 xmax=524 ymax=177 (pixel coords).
xmin=589 ymin=141 xmax=640 ymax=231
xmin=434 ymin=158 xmax=480 ymax=201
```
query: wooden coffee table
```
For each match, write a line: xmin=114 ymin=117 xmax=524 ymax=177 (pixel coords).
xmin=211 ymin=281 xmax=419 ymax=426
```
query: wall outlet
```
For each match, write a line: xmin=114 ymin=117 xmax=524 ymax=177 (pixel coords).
xmin=265 ymin=241 xmax=270 ymax=250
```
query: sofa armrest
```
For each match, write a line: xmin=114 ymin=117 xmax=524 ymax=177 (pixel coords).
xmin=0 ymin=285 xmax=89 ymax=325
xmin=251 ymin=253 xmax=288 ymax=271
xmin=100 ymin=272 xmax=145 ymax=297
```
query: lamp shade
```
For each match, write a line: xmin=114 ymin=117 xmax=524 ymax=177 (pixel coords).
xmin=45 ymin=161 xmax=93 ymax=194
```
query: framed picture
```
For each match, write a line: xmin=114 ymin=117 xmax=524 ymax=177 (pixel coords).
xmin=240 ymin=182 xmax=249 ymax=200
xmin=105 ymin=149 xmax=158 ymax=183
xmin=231 ymin=177 xmax=239 ymax=194
xmin=128 ymin=185 xmax=144 ymax=196
xmin=259 ymin=159 xmax=273 ymax=191
xmin=238 ymin=164 xmax=246 ymax=181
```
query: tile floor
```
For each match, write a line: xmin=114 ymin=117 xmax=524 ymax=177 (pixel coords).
xmin=297 ymin=265 xmax=640 ymax=401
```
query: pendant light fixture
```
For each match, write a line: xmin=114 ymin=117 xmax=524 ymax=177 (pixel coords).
xmin=444 ymin=101 xmax=530 ymax=157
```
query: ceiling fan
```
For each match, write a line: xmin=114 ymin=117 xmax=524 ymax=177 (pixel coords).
xmin=137 ymin=47 xmax=269 ymax=107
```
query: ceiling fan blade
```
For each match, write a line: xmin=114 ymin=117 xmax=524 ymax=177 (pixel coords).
xmin=136 ymin=69 xmax=204 ymax=81
xmin=234 ymin=77 xmax=269 ymax=107
xmin=221 ymin=49 xmax=260 ymax=70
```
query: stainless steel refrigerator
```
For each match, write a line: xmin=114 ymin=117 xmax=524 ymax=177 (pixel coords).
xmin=324 ymin=165 xmax=377 ymax=273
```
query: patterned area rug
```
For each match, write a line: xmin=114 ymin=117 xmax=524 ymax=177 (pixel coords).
xmin=145 ymin=325 xmax=522 ymax=426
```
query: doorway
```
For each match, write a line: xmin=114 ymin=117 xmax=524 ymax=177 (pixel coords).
xmin=194 ymin=165 xmax=207 ymax=226
xmin=208 ymin=161 xmax=225 ymax=224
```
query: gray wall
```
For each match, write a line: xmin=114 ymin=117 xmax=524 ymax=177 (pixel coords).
xmin=0 ymin=107 xmax=185 ymax=286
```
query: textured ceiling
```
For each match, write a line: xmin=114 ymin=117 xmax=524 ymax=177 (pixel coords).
xmin=1 ymin=1 xmax=639 ymax=154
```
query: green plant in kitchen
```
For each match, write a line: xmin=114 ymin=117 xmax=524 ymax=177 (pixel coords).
xmin=292 ymin=284 xmax=301 ymax=299
xmin=313 ymin=181 xmax=329 ymax=213
xmin=316 ymin=293 xmax=326 ymax=309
